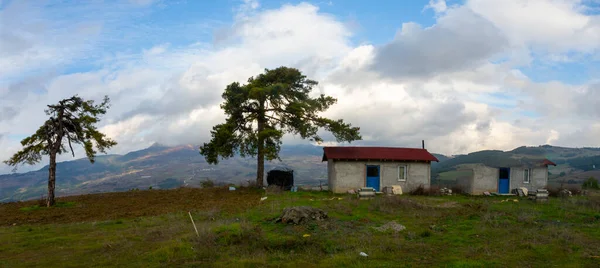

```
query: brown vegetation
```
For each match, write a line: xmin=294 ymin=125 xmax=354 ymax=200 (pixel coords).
xmin=0 ymin=186 xmax=261 ymax=226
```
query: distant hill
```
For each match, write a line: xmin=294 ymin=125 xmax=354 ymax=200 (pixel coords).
xmin=3 ymin=144 xmax=600 ymax=202
xmin=0 ymin=144 xmax=328 ymax=202
xmin=431 ymin=145 xmax=600 ymax=185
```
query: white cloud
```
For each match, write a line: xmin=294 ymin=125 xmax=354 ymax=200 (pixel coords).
xmin=424 ymin=0 xmax=448 ymax=14
xmin=128 ymin=0 xmax=158 ymax=6
xmin=371 ymin=5 xmax=508 ymax=79
xmin=467 ymin=0 xmax=600 ymax=55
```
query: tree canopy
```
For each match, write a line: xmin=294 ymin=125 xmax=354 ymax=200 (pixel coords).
xmin=4 ymin=95 xmax=117 ymax=206
xmin=200 ymin=66 xmax=361 ymax=187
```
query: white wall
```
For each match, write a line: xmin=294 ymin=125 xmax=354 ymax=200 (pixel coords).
xmin=457 ymin=164 xmax=549 ymax=195
xmin=510 ymin=166 xmax=548 ymax=191
xmin=328 ymin=160 xmax=431 ymax=193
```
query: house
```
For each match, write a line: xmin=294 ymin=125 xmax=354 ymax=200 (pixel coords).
xmin=455 ymin=158 xmax=556 ymax=195
xmin=322 ymin=146 xmax=439 ymax=193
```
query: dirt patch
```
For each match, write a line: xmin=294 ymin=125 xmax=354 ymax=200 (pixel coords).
xmin=373 ymin=221 xmax=406 ymax=232
xmin=0 ymin=187 xmax=261 ymax=226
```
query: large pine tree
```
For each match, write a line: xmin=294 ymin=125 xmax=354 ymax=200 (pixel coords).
xmin=200 ymin=66 xmax=361 ymax=187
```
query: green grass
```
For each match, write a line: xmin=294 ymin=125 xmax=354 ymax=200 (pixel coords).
xmin=2 ymin=190 xmax=600 ymax=267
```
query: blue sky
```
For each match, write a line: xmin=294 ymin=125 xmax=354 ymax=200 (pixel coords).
xmin=1 ymin=0 xmax=600 ymax=173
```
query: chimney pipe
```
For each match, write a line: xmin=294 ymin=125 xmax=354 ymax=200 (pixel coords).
xmin=422 ymin=140 xmax=425 ymax=149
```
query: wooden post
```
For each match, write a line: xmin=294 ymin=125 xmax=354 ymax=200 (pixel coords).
xmin=188 ymin=211 xmax=199 ymax=237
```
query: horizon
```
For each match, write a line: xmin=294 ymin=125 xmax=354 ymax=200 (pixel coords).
xmin=2 ymin=0 xmax=600 ymax=174
xmin=1 ymin=142 xmax=593 ymax=176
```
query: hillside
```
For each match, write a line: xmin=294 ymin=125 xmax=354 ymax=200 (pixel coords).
xmin=431 ymin=145 xmax=600 ymax=184
xmin=3 ymin=143 xmax=600 ymax=202
xmin=0 ymin=143 xmax=327 ymax=202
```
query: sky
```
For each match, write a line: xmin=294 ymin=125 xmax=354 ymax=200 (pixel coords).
xmin=1 ymin=0 xmax=600 ymax=174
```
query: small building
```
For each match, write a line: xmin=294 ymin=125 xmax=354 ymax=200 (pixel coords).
xmin=322 ymin=146 xmax=439 ymax=193
xmin=455 ymin=158 xmax=556 ymax=195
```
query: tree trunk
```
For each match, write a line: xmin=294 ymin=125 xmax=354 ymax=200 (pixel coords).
xmin=256 ymin=103 xmax=265 ymax=188
xmin=47 ymin=152 xmax=57 ymax=207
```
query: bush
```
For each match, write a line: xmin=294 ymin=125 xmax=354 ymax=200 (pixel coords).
xmin=265 ymin=185 xmax=284 ymax=194
xmin=200 ymin=179 xmax=215 ymax=188
xmin=582 ymin=177 xmax=599 ymax=190
xmin=547 ymin=185 xmax=581 ymax=197
xmin=409 ymin=184 xmax=440 ymax=196
xmin=450 ymin=185 xmax=466 ymax=195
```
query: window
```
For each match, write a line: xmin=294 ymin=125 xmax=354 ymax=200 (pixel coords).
xmin=524 ymin=169 xmax=530 ymax=184
xmin=398 ymin=165 xmax=407 ymax=181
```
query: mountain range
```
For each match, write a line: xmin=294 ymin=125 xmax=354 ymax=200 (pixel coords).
xmin=2 ymin=143 xmax=600 ymax=202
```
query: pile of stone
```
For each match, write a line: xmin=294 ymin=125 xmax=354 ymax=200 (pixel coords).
xmin=357 ymin=187 xmax=377 ymax=199
xmin=439 ymin=187 xmax=453 ymax=195
xmin=382 ymin=186 xmax=403 ymax=196
xmin=512 ymin=187 xmax=529 ymax=197
xmin=535 ymin=189 xmax=549 ymax=202
xmin=274 ymin=206 xmax=328 ymax=225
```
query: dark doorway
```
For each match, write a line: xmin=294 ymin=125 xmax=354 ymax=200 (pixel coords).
xmin=498 ymin=168 xmax=510 ymax=194
xmin=366 ymin=165 xmax=380 ymax=191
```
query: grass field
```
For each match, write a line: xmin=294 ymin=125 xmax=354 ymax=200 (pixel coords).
xmin=1 ymin=187 xmax=600 ymax=267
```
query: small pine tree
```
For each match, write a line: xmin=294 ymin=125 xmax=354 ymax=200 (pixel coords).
xmin=4 ymin=95 xmax=117 ymax=206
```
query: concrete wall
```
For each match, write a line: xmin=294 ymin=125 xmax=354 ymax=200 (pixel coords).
xmin=455 ymin=167 xmax=475 ymax=193
xmin=509 ymin=167 xmax=548 ymax=191
xmin=471 ymin=164 xmax=500 ymax=195
xmin=456 ymin=164 xmax=549 ymax=195
xmin=328 ymin=160 xmax=431 ymax=193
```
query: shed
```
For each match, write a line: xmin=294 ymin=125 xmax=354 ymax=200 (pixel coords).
xmin=455 ymin=158 xmax=557 ymax=195
xmin=322 ymin=146 xmax=439 ymax=193
xmin=266 ymin=167 xmax=294 ymax=190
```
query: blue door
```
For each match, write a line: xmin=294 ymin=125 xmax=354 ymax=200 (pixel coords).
xmin=366 ymin=165 xmax=380 ymax=191
xmin=498 ymin=168 xmax=510 ymax=194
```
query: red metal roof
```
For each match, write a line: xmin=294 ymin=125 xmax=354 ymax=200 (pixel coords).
xmin=322 ymin=146 xmax=439 ymax=162
xmin=541 ymin=159 xmax=557 ymax=166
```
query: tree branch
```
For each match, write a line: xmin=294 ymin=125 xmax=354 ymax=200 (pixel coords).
xmin=67 ymin=134 xmax=75 ymax=157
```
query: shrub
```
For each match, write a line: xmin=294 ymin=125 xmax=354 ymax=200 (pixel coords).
xmin=547 ymin=185 xmax=581 ymax=197
xmin=450 ymin=185 xmax=466 ymax=195
xmin=265 ymin=185 xmax=284 ymax=194
xmin=419 ymin=230 xmax=432 ymax=238
xmin=245 ymin=179 xmax=258 ymax=188
xmin=582 ymin=177 xmax=599 ymax=190
xmin=409 ymin=184 xmax=440 ymax=196
xmin=200 ymin=179 xmax=215 ymax=188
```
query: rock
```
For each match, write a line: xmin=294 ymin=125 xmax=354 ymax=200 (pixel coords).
xmin=439 ymin=187 xmax=453 ymax=195
xmin=483 ymin=191 xmax=491 ymax=196
xmin=347 ymin=189 xmax=356 ymax=194
xmin=360 ymin=252 xmax=368 ymax=257
xmin=275 ymin=206 xmax=328 ymax=225
xmin=391 ymin=185 xmax=403 ymax=195
xmin=373 ymin=221 xmax=406 ymax=232
xmin=559 ymin=189 xmax=572 ymax=198
xmin=382 ymin=187 xmax=394 ymax=195
xmin=519 ymin=187 xmax=529 ymax=196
